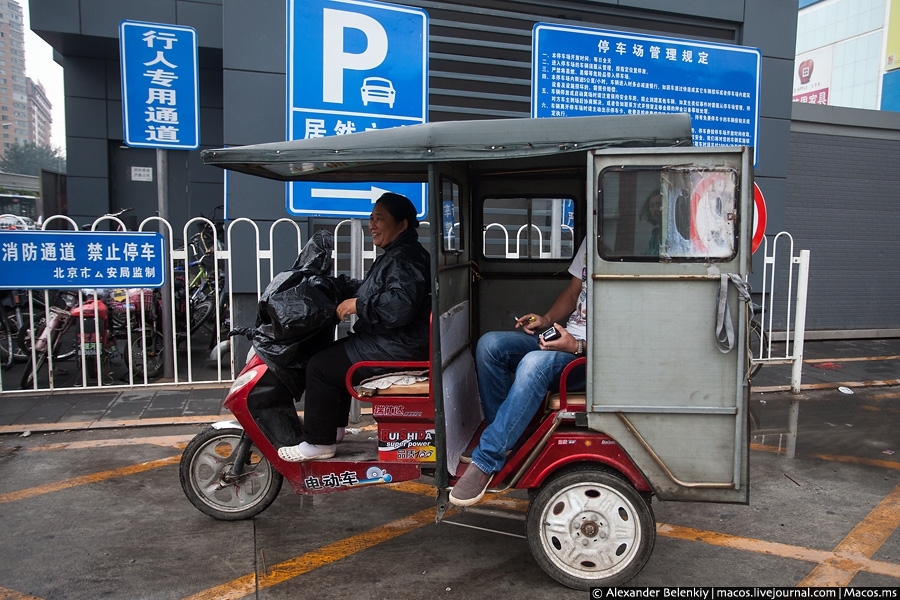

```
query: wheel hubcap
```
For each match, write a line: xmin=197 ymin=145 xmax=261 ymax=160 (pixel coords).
xmin=541 ymin=483 xmax=640 ymax=578
xmin=578 ymin=518 xmax=601 ymax=539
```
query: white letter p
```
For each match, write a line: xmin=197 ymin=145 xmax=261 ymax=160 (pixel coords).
xmin=322 ymin=8 xmax=388 ymax=104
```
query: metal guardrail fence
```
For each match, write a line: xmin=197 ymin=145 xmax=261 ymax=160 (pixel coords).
xmin=751 ymin=232 xmax=812 ymax=458
xmin=0 ymin=214 xmax=301 ymax=394
xmin=752 ymin=232 xmax=812 ymax=394
xmin=1 ymin=214 xmax=810 ymax=402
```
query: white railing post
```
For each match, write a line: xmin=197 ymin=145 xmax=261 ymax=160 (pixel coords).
xmin=790 ymin=250 xmax=811 ymax=395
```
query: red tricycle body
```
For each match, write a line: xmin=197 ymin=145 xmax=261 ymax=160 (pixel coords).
xmin=183 ymin=114 xmax=754 ymax=588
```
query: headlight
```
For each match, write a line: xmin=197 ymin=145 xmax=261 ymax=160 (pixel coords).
xmin=228 ymin=368 xmax=259 ymax=396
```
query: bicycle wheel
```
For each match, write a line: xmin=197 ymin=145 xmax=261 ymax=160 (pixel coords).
xmin=131 ymin=328 xmax=165 ymax=379
xmin=0 ymin=314 xmax=15 ymax=368
xmin=189 ymin=298 xmax=215 ymax=334
xmin=20 ymin=350 xmax=48 ymax=389
xmin=748 ymin=318 xmax=767 ymax=379
xmin=16 ymin=310 xmax=41 ymax=356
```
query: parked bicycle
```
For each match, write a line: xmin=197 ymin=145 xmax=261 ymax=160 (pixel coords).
xmin=20 ymin=288 xmax=164 ymax=389
xmin=174 ymin=221 xmax=227 ymax=341
xmin=0 ymin=289 xmax=31 ymax=367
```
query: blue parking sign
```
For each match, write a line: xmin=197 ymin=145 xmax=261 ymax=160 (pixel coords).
xmin=287 ymin=0 xmax=428 ymax=218
xmin=120 ymin=20 xmax=200 ymax=150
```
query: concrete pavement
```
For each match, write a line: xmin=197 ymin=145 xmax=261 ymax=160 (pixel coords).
xmin=0 ymin=338 xmax=897 ymax=597
xmin=2 ymin=337 xmax=900 ymax=435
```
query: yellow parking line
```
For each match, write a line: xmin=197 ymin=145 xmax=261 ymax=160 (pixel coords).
xmin=657 ymin=522 xmax=835 ymax=563
xmin=656 ymin=522 xmax=900 ymax=580
xmin=0 ymin=586 xmax=43 ymax=599
xmin=181 ymin=507 xmax=437 ymax=600
xmin=29 ymin=436 xmax=193 ymax=451
xmin=808 ymin=452 xmax=900 ymax=470
xmin=389 ymin=473 xmax=900 ymax=584
xmin=0 ymin=455 xmax=179 ymax=504
xmin=861 ymin=404 xmax=900 ymax=414
xmin=799 ymin=482 xmax=900 ymax=586
xmin=806 ymin=355 xmax=900 ymax=364
xmin=752 ymin=444 xmax=900 ymax=470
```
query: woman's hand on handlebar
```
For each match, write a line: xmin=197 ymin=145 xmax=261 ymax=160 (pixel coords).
xmin=336 ymin=298 xmax=358 ymax=322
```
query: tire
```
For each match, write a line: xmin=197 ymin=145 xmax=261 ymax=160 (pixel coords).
xmin=0 ymin=320 xmax=16 ymax=369
xmin=526 ymin=465 xmax=656 ymax=590
xmin=20 ymin=351 xmax=48 ymax=389
xmin=189 ymin=298 xmax=215 ymax=334
xmin=0 ymin=315 xmax=15 ymax=368
xmin=179 ymin=427 xmax=283 ymax=521
xmin=131 ymin=329 xmax=164 ymax=378
xmin=748 ymin=318 xmax=767 ymax=379
xmin=16 ymin=312 xmax=40 ymax=356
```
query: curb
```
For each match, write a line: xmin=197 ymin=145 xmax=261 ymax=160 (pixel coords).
xmin=0 ymin=415 xmax=229 ymax=436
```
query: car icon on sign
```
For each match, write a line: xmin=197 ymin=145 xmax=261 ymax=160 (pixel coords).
xmin=361 ymin=77 xmax=396 ymax=108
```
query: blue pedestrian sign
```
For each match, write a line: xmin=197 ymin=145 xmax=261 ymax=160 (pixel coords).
xmin=0 ymin=231 xmax=167 ymax=289
xmin=120 ymin=20 xmax=200 ymax=150
xmin=286 ymin=0 xmax=428 ymax=218
xmin=532 ymin=24 xmax=761 ymax=166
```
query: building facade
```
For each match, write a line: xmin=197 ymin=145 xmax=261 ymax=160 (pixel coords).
xmin=30 ymin=0 xmax=900 ymax=336
xmin=26 ymin=77 xmax=52 ymax=148
xmin=794 ymin=0 xmax=900 ymax=112
xmin=0 ymin=0 xmax=28 ymax=158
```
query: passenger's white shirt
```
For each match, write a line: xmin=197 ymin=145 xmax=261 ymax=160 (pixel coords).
xmin=564 ymin=239 xmax=587 ymax=341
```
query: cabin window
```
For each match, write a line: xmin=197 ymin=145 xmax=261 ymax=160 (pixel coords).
xmin=482 ymin=196 xmax=575 ymax=260
xmin=598 ymin=167 xmax=738 ymax=262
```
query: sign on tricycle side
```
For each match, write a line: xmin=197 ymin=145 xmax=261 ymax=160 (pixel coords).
xmin=0 ymin=231 xmax=167 ymax=289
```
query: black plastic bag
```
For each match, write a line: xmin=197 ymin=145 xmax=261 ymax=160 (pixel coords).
xmin=232 ymin=230 xmax=356 ymax=400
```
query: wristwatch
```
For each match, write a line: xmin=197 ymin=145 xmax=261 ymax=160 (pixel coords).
xmin=574 ymin=339 xmax=585 ymax=356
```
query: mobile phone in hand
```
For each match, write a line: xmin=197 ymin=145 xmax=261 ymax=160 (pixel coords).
xmin=540 ymin=327 xmax=561 ymax=342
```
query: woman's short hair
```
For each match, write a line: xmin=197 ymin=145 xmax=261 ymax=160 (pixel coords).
xmin=375 ymin=192 xmax=419 ymax=229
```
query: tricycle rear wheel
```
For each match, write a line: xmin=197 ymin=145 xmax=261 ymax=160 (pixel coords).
xmin=180 ymin=427 xmax=283 ymax=520
xmin=526 ymin=465 xmax=655 ymax=589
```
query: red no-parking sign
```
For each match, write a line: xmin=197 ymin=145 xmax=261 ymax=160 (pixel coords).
xmin=752 ymin=182 xmax=767 ymax=254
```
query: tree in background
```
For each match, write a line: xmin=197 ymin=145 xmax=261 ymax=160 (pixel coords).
xmin=0 ymin=142 xmax=66 ymax=176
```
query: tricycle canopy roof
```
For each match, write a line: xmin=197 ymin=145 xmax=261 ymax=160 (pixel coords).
xmin=201 ymin=113 xmax=693 ymax=182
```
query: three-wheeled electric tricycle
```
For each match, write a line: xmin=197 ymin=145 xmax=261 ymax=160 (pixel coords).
xmin=180 ymin=112 xmax=754 ymax=589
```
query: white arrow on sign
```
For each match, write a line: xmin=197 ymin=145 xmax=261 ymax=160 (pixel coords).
xmin=310 ymin=185 xmax=392 ymax=203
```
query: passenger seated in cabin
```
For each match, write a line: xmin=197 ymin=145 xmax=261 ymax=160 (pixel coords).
xmin=278 ymin=193 xmax=431 ymax=462
xmin=449 ymin=239 xmax=588 ymax=506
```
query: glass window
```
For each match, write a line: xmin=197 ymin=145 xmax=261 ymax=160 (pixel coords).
xmin=482 ymin=196 xmax=575 ymax=260
xmin=440 ymin=177 xmax=463 ymax=253
xmin=599 ymin=167 xmax=738 ymax=261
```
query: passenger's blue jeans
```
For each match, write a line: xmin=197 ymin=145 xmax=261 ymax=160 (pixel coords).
xmin=472 ymin=330 xmax=584 ymax=474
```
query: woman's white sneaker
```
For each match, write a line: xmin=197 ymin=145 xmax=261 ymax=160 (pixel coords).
xmin=277 ymin=442 xmax=336 ymax=462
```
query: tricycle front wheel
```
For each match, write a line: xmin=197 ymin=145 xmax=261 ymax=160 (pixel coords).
xmin=526 ymin=465 xmax=655 ymax=589
xmin=179 ymin=427 xmax=283 ymax=521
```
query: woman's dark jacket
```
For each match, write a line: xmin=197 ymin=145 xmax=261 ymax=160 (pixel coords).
xmin=344 ymin=227 xmax=431 ymax=364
